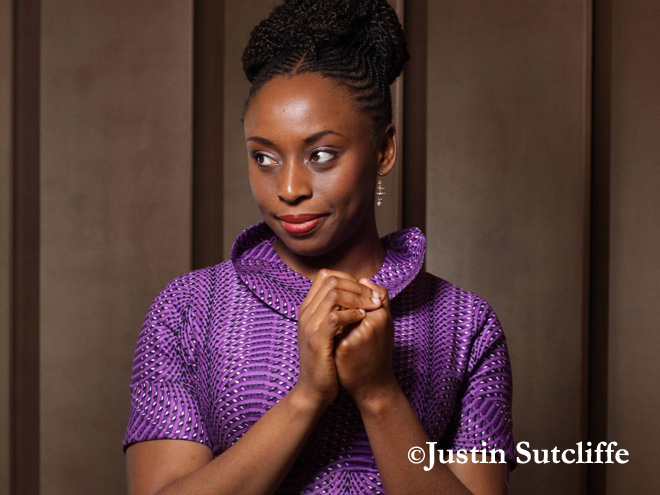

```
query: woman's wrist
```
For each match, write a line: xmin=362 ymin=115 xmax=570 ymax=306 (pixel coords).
xmin=288 ymin=383 xmax=334 ymax=416
xmin=354 ymin=377 xmax=403 ymax=420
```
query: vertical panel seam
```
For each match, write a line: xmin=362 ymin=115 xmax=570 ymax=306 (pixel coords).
xmin=588 ymin=0 xmax=611 ymax=492
xmin=10 ymin=0 xmax=40 ymax=493
xmin=402 ymin=0 xmax=427 ymax=271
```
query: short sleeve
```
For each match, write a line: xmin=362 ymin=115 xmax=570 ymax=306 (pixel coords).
xmin=122 ymin=275 xmax=212 ymax=453
xmin=445 ymin=294 xmax=516 ymax=470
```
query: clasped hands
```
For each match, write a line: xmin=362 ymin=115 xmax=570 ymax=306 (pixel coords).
xmin=295 ymin=268 xmax=400 ymax=411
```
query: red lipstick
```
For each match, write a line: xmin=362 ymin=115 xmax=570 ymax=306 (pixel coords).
xmin=278 ymin=214 xmax=327 ymax=235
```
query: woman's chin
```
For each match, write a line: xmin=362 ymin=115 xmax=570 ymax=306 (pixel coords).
xmin=279 ymin=237 xmax=331 ymax=258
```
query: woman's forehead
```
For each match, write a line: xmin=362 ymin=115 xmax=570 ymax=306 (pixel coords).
xmin=243 ymin=73 xmax=369 ymax=133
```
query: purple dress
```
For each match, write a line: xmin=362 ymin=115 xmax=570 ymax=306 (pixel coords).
xmin=123 ymin=221 xmax=516 ymax=493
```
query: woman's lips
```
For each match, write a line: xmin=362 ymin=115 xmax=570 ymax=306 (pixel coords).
xmin=278 ymin=215 xmax=326 ymax=235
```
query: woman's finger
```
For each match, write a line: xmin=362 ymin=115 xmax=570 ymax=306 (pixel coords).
xmin=300 ymin=269 xmax=356 ymax=317
xmin=329 ymin=308 xmax=367 ymax=335
xmin=303 ymin=289 xmax=379 ymax=343
xmin=305 ymin=271 xmax=380 ymax=316
xmin=311 ymin=282 xmax=382 ymax=322
xmin=359 ymin=278 xmax=389 ymax=309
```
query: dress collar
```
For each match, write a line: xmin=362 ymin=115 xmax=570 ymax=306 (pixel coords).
xmin=229 ymin=221 xmax=426 ymax=321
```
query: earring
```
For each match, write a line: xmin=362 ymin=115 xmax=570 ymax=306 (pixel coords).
xmin=376 ymin=172 xmax=386 ymax=206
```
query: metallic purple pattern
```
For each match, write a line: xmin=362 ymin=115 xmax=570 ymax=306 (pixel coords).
xmin=123 ymin=221 xmax=516 ymax=493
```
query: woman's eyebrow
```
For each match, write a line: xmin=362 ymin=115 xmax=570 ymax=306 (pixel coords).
xmin=246 ymin=136 xmax=276 ymax=146
xmin=246 ymin=130 xmax=345 ymax=146
xmin=303 ymin=130 xmax=345 ymax=144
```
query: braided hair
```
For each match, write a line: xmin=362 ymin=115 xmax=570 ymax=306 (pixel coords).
xmin=241 ymin=0 xmax=410 ymax=140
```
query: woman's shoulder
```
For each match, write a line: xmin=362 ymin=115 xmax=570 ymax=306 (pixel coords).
xmin=412 ymin=269 xmax=500 ymax=328
xmin=154 ymin=259 xmax=242 ymax=303
xmin=412 ymin=269 xmax=475 ymax=302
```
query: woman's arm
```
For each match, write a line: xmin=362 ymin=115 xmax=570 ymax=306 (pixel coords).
xmin=356 ymin=381 xmax=509 ymax=495
xmin=127 ymin=385 xmax=326 ymax=495
xmin=126 ymin=268 xmax=381 ymax=495
xmin=334 ymin=278 xmax=509 ymax=495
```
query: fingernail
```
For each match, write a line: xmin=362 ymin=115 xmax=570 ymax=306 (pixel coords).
xmin=372 ymin=293 xmax=381 ymax=304
xmin=359 ymin=309 xmax=366 ymax=315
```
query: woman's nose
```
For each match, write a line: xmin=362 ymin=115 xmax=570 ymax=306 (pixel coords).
xmin=277 ymin=160 xmax=312 ymax=204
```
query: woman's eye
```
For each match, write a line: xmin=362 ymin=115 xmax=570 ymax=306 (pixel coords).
xmin=253 ymin=153 xmax=277 ymax=166
xmin=310 ymin=150 xmax=335 ymax=163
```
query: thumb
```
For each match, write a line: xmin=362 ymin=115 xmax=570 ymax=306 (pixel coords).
xmin=359 ymin=278 xmax=390 ymax=309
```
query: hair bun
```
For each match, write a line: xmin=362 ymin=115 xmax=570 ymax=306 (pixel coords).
xmin=284 ymin=0 xmax=380 ymax=36
xmin=243 ymin=0 xmax=408 ymax=86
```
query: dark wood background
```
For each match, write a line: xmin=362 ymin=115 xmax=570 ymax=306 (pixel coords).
xmin=2 ymin=1 xmax=658 ymax=493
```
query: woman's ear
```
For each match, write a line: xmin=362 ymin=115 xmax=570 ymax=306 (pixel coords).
xmin=376 ymin=123 xmax=397 ymax=176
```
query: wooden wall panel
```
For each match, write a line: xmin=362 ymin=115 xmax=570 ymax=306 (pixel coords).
xmin=402 ymin=0 xmax=427 ymax=235
xmin=222 ymin=0 xmax=276 ymax=257
xmin=193 ymin=0 xmax=225 ymax=270
xmin=0 ymin=0 xmax=12 ymax=492
xmin=1 ymin=0 xmax=657 ymax=493
xmin=11 ymin=0 xmax=41 ymax=493
xmin=376 ymin=0 xmax=405 ymax=237
xmin=607 ymin=1 xmax=660 ymax=493
xmin=425 ymin=2 xmax=591 ymax=493
xmin=39 ymin=1 xmax=193 ymax=494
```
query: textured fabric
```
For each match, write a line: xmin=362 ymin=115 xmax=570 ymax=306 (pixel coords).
xmin=123 ymin=221 xmax=516 ymax=493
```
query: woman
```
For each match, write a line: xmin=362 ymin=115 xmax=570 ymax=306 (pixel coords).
xmin=123 ymin=1 xmax=515 ymax=494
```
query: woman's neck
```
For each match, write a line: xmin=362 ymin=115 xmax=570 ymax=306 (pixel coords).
xmin=272 ymin=218 xmax=386 ymax=283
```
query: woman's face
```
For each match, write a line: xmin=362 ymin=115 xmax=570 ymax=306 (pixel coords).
xmin=243 ymin=72 xmax=394 ymax=257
